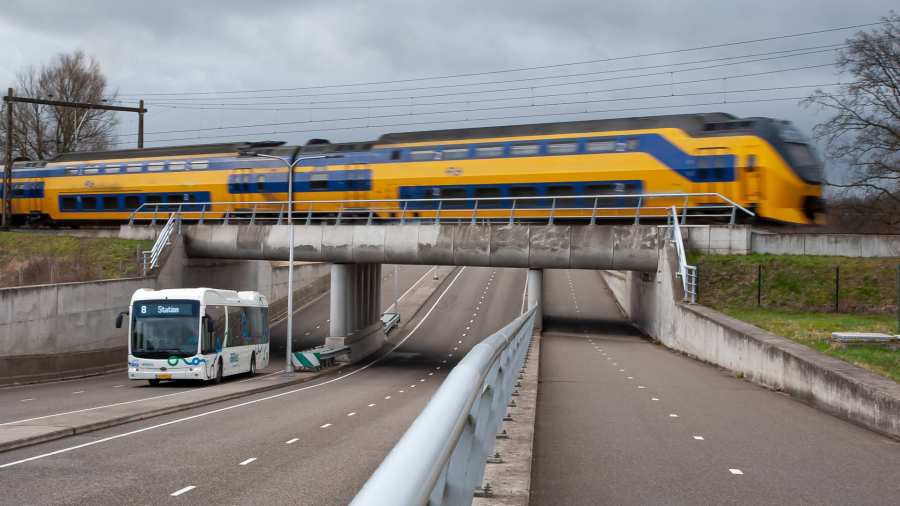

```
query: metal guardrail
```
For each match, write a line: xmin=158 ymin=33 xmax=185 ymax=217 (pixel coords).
xmin=126 ymin=192 xmax=754 ymax=227
xmin=141 ymin=212 xmax=179 ymax=276
xmin=351 ymin=307 xmax=537 ymax=506
xmin=668 ymin=206 xmax=698 ymax=303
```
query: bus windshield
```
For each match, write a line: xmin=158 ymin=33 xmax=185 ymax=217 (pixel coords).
xmin=131 ymin=300 xmax=200 ymax=359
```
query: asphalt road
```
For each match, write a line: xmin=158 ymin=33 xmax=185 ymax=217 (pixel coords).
xmin=0 ymin=266 xmax=526 ymax=505
xmin=0 ymin=265 xmax=430 ymax=426
xmin=530 ymin=269 xmax=900 ymax=506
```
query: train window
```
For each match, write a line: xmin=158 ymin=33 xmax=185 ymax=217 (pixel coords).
xmin=145 ymin=195 xmax=162 ymax=204
xmin=390 ymin=150 xmax=401 ymax=161
xmin=60 ymin=196 xmax=77 ymax=210
xmin=84 ymin=167 xmax=100 ymax=175
xmin=169 ymin=162 xmax=186 ymax=171
xmin=441 ymin=148 xmax=469 ymax=160
xmin=102 ymin=196 xmax=119 ymax=210
xmin=547 ymin=185 xmax=576 ymax=207
xmin=82 ymin=197 xmax=98 ymax=210
xmin=65 ymin=168 xmax=80 ymax=175
xmin=547 ymin=142 xmax=578 ymax=155
xmin=475 ymin=145 xmax=504 ymax=158
xmin=256 ymin=175 xmax=266 ymax=192
xmin=105 ymin=165 xmax=122 ymax=174
xmin=12 ymin=184 xmax=24 ymax=196
xmin=474 ymin=187 xmax=502 ymax=207
xmin=409 ymin=150 xmax=437 ymax=161
xmin=510 ymin=144 xmax=540 ymax=156
xmin=310 ymin=173 xmax=328 ymax=191
xmin=126 ymin=163 xmax=143 ymax=173
xmin=586 ymin=184 xmax=617 ymax=196
xmin=190 ymin=160 xmax=209 ymax=170
xmin=441 ymin=188 xmax=469 ymax=208
xmin=124 ymin=196 xmax=140 ymax=210
xmin=627 ymin=138 xmax=640 ymax=150
xmin=586 ymin=140 xmax=616 ymax=153
xmin=147 ymin=162 xmax=165 ymax=172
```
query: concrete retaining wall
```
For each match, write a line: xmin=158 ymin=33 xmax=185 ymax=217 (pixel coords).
xmin=599 ymin=245 xmax=900 ymax=439
xmin=751 ymin=232 xmax=900 ymax=257
xmin=0 ymin=241 xmax=331 ymax=385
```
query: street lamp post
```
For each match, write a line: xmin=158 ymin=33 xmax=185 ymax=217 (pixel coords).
xmin=253 ymin=152 xmax=329 ymax=373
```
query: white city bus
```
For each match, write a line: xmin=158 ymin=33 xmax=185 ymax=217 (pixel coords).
xmin=117 ymin=288 xmax=270 ymax=385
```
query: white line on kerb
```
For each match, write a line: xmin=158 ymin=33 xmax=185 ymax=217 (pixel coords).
xmin=239 ymin=458 xmax=256 ymax=466
xmin=285 ymin=438 xmax=299 ymax=444
xmin=170 ymin=485 xmax=195 ymax=497
xmin=0 ymin=268 xmax=471 ymax=470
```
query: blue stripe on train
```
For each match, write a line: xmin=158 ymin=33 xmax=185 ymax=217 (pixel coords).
xmin=0 ymin=182 xmax=44 ymax=199
xmin=399 ymin=180 xmax=644 ymax=209
xmin=57 ymin=191 xmax=212 ymax=212
xmin=227 ymin=169 xmax=372 ymax=194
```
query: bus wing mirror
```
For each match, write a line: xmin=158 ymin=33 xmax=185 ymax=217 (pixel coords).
xmin=115 ymin=311 xmax=127 ymax=329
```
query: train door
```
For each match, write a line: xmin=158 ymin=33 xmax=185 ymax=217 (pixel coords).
xmin=743 ymin=153 xmax=764 ymax=205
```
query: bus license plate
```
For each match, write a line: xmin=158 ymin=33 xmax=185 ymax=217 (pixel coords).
xmin=156 ymin=373 xmax=172 ymax=380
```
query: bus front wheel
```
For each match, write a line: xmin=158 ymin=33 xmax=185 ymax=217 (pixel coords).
xmin=248 ymin=353 xmax=256 ymax=377
xmin=211 ymin=359 xmax=223 ymax=385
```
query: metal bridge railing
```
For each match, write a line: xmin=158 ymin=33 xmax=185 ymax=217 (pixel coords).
xmin=351 ymin=307 xmax=537 ymax=506
xmin=141 ymin=212 xmax=180 ymax=276
xmin=668 ymin=206 xmax=698 ymax=304
xmin=126 ymin=192 xmax=754 ymax=227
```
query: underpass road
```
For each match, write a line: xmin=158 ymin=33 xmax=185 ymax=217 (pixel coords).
xmin=0 ymin=265 xmax=430 ymax=426
xmin=530 ymin=269 xmax=900 ymax=506
xmin=0 ymin=266 xmax=526 ymax=505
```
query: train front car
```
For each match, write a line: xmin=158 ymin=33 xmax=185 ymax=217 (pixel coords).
xmin=754 ymin=119 xmax=825 ymax=224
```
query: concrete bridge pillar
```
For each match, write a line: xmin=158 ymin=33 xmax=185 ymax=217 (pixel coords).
xmin=327 ymin=263 xmax=383 ymax=360
xmin=527 ymin=268 xmax=543 ymax=330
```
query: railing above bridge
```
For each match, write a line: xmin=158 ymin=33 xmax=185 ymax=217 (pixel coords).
xmin=127 ymin=192 xmax=754 ymax=227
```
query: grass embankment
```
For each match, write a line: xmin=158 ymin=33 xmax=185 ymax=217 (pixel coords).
xmin=0 ymin=232 xmax=154 ymax=287
xmin=692 ymin=253 xmax=900 ymax=383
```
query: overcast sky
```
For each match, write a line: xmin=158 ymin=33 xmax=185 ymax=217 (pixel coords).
xmin=0 ymin=1 xmax=895 ymax=181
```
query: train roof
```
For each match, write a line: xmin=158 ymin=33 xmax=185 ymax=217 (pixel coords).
xmin=374 ymin=113 xmax=741 ymax=145
xmin=50 ymin=142 xmax=247 ymax=163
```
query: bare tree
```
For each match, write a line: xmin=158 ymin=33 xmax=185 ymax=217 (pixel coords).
xmin=805 ymin=13 xmax=899 ymax=207
xmin=1 ymin=50 xmax=118 ymax=161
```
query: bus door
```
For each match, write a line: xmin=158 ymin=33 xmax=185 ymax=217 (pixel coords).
xmin=225 ymin=306 xmax=251 ymax=374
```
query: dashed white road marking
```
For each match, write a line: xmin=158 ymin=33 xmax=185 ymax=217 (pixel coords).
xmin=693 ymin=435 xmax=704 ymax=440
xmin=347 ymin=412 xmax=356 ymax=417
xmin=239 ymin=458 xmax=256 ymax=466
xmin=399 ymin=390 xmax=405 ymax=393
xmin=72 ymin=391 xmax=84 ymax=395
xmin=286 ymin=438 xmax=299 ymax=444
xmin=368 ymin=403 xmax=376 ymax=407
xmin=20 ymin=398 xmax=34 ymax=402
xmin=626 ymin=376 xmax=633 ymax=379
xmin=170 ymin=486 xmax=195 ymax=497
xmin=410 ymin=385 xmax=417 ymax=388
xmin=729 ymin=468 xmax=744 ymax=475
xmin=112 ymin=385 xmax=124 ymax=388
xmin=669 ymin=413 xmax=679 ymax=418
xmin=458 ymin=340 xmax=463 ymax=344
xmin=651 ymin=397 xmax=660 ymax=401
xmin=638 ymin=385 xmax=646 ymax=389
xmin=428 ymin=372 xmax=434 ymax=376
xmin=419 ymin=379 xmax=425 ymax=382
xmin=320 ymin=423 xmax=332 ymax=429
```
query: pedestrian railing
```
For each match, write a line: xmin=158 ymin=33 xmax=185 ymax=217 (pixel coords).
xmin=350 ymin=307 xmax=537 ymax=506
xmin=668 ymin=206 xmax=698 ymax=303
xmin=127 ymin=192 xmax=754 ymax=227
xmin=141 ymin=212 xmax=180 ymax=276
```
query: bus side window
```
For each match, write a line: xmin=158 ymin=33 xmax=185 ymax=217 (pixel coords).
xmin=226 ymin=307 xmax=243 ymax=347
xmin=206 ymin=306 xmax=227 ymax=352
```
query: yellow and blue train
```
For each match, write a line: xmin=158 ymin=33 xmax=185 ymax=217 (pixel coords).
xmin=2 ymin=112 xmax=824 ymax=225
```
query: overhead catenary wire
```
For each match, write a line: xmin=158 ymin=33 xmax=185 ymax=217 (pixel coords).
xmin=111 ymin=22 xmax=878 ymax=98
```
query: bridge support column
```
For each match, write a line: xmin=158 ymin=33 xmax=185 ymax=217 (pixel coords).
xmin=327 ymin=263 xmax=383 ymax=361
xmin=527 ymin=268 xmax=543 ymax=331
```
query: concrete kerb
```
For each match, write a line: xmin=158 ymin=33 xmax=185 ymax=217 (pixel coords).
xmin=474 ymin=330 xmax=541 ymax=506
xmin=0 ymin=366 xmax=346 ymax=454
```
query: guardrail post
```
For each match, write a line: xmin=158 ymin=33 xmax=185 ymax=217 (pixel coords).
xmin=590 ymin=197 xmax=598 ymax=225
xmin=250 ymin=204 xmax=257 ymax=224
xmin=680 ymin=195 xmax=688 ymax=225
xmin=150 ymin=206 xmax=158 ymax=226
xmin=729 ymin=205 xmax=737 ymax=225
xmin=509 ymin=199 xmax=517 ymax=225
xmin=634 ymin=196 xmax=643 ymax=225
xmin=306 ymin=204 xmax=313 ymax=226
xmin=199 ymin=204 xmax=206 ymax=225
xmin=549 ymin=198 xmax=556 ymax=225
xmin=400 ymin=201 xmax=408 ymax=224
xmin=435 ymin=199 xmax=443 ymax=224
xmin=471 ymin=199 xmax=479 ymax=225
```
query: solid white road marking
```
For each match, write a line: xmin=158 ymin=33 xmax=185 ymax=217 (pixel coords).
xmin=320 ymin=423 xmax=332 ymax=429
xmin=0 ymin=267 xmax=471 ymax=470
xmin=729 ymin=469 xmax=744 ymax=475
xmin=693 ymin=436 xmax=704 ymax=440
xmin=286 ymin=438 xmax=299 ymax=444
xmin=170 ymin=486 xmax=195 ymax=497
xmin=347 ymin=412 xmax=356 ymax=417
xmin=239 ymin=458 xmax=256 ymax=466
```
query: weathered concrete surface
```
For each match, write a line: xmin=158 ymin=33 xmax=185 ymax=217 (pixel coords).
xmin=752 ymin=231 xmax=900 ymax=257
xmin=600 ymin=245 xmax=900 ymax=439
xmin=474 ymin=331 xmax=540 ymax=506
xmin=178 ymin=223 xmax=662 ymax=271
